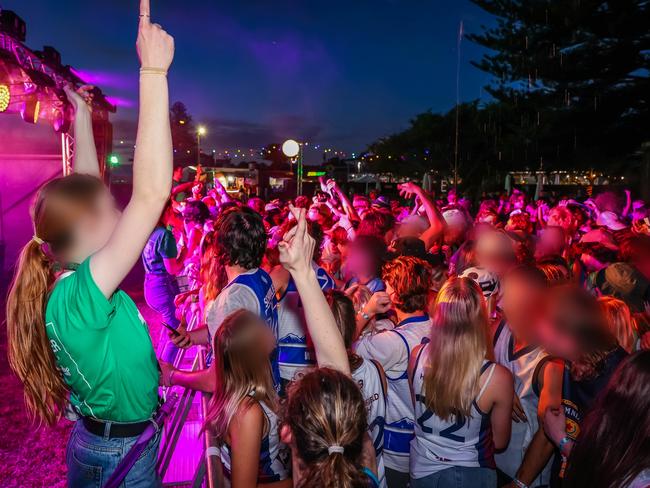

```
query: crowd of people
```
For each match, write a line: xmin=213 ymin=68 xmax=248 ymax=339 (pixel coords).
xmin=5 ymin=3 xmax=650 ymax=488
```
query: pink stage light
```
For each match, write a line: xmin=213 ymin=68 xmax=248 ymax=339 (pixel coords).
xmin=70 ymin=67 xmax=134 ymax=90
xmin=105 ymin=96 xmax=135 ymax=108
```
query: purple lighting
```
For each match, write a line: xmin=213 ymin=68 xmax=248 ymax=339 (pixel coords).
xmin=70 ymin=67 xmax=134 ymax=91
xmin=105 ymin=96 xmax=135 ymax=108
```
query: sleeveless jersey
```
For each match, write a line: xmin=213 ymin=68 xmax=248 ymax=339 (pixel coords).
xmin=556 ymin=346 xmax=627 ymax=480
xmin=493 ymin=320 xmax=552 ymax=487
xmin=219 ymin=398 xmax=290 ymax=483
xmin=410 ymin=346 xmax=497 ymax=479
xmin=225 ymin=269 xmax=281 ymax=389
xmin=373 ymin=315 xmax=431 ymax=473
xmin=353 ymin=358 xmax=388 ymax=488
xmin=277 ymin=263 xmax=335 ymax=381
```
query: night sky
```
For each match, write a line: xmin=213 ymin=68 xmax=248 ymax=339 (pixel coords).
xmin=3 ymin=0 xmax=495 ymax=159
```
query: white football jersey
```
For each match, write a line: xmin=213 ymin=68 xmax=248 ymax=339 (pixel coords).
xmin=493 ymin=321 xmax=552 ymax=486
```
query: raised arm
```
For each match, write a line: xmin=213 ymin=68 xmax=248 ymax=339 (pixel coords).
xmin=65 ymin=85 xmax=100 ymax=177
xmin=91 ymin=0 xmax=175 ymax=297
xmin=279 ymin=205 xmax=350 ymax=374
xmin=328 ymin=179 xmax=359 ymax=222
xmin=399 ymin=182 xmax=446 ymax=249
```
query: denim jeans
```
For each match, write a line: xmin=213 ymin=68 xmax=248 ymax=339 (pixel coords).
xmin=144 ymin=273 xmax=180 ymax=363
xmin=66 ymin=420 xmax=161 ymax=488
xmin=411 ymin=466 xmax=496 ymax=488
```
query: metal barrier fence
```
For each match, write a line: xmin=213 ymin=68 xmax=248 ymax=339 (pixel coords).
xmin=157 ymin=310 xmax=222 ymax=487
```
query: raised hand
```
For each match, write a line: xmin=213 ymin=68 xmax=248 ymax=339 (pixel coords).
xmin=398 ymin=182 xmax=422 ymax=199
xmin=63 ymin=84 xmax=94 ymax=114
xmin=279 ymin=204 xmax=315 ymax=277
xmin=136 ymin=0 xmax=174 ymax=70
xmin=364 ymin=291 xmax=392 ymax=316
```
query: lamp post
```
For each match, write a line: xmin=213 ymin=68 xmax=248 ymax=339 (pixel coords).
xmin=197 ymin=125 xmax=206 ymax=166
xmin=282 ymin=139 xmax=302 ymax=196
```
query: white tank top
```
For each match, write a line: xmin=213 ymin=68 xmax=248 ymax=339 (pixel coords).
xmin=382 ymin=315 xmax=431 ymax=473
xmin=493 ymin=320 xmax=552 ymax=486
xmin=410 ymin=346 xmax=497 ymax=479
xmin=277 ymin=263 xmax=335 ymax=381
xmin=353 ymin=358 xmax=388 ymax=488
xmin=219 ymin=397 xmax=290 ymax=483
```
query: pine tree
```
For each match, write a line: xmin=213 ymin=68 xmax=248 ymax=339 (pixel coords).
xmin=170 ymin=102 xmax=197 ymax=166
xmin=467 ymin=0 xmax=650 ymax=170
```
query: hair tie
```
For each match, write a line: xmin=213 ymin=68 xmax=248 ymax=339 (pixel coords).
xmin=32 ymin=235 xmax=44 ymax=245
xmin=327 ymin=445 xmax=344 ymax=455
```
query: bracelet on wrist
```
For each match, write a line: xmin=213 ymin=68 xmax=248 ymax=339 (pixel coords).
xmin=513 ymin=478 xmax=529 ymax=488
xmin=558 ymin=436 xmax=572 ymax=455
xmin=358 ymin=309 xmax=371 ymax=321
xmin=140 ymin=67 xmax=168 ymax=76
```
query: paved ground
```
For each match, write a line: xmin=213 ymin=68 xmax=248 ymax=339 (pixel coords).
xmin=0 ymin=264 xmax=163 ymax=487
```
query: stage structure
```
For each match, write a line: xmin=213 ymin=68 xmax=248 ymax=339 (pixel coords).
xmin=0 ymin=8 xmax=115 ymax=176
xmin=0 ymin=8 xmax=116 ymax=275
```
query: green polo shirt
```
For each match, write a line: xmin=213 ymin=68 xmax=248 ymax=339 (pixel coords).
xmin=45 ymin=257 xmax=159 ymax=422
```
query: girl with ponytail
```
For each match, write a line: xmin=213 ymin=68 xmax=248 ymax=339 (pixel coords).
xmin=284 ymin=368 xmax=379 ymax=488
xmin=6 ymin=2 xmax=175 ymax=485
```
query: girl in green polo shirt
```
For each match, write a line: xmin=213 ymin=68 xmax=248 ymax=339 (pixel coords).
xmin=6 ymin=2 xmax=175 ymax=486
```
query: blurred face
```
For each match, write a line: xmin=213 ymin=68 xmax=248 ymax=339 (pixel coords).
xmin=538 ymin=302 xmax=580 ymax=361
xmin=536 ymin=227 xmax=566 ymax=258
xmin=476 ymin=233 xmax=516 ymax=277
xmin=76 ymin=188 xmax=121 ymax=254
xmin=500 ymin=275 xmax=545 ymax=339
xmin=347 ymin=245 xmax=373 ymax=276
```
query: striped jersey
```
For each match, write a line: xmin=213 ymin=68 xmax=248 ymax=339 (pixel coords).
xmin=219 ymin=397 xmax=290 ymax=483
xmin=353 ymin=358 xmax=388 ymax=488
xmin=410 ymin=345 xmax=497 ymax=479
xmin=355 ymin=314 xmax=431 ymax=473
xmin=493 ymin=320 xmax=552 ymax=487
xmin=277 ymin=263 xmax=335 ymax=381
xmin=207 ymin=268 xmax=280 ymax=389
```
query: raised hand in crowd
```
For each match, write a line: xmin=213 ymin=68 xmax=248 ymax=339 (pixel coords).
xmin=280 ymin=205 xmax=350 ymax=374
xmin=64 ymin=84 xmax=100 ymax=177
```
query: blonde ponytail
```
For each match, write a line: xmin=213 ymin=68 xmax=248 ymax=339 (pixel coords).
xmin=6 ymin=239 xmax=68 ymax=425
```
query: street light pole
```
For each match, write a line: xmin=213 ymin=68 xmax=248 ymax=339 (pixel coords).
xmin=298 ymin=144 xmax=304 ymax=196
xmin=197 ymin=125 xmax=206 ymax=166
xmin=282 ymin=139 xmax=301 ymax=196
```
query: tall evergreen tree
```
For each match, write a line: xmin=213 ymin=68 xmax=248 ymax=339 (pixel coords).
xmin=170 ymin=102 xmax=197 ymax=166
xmin=467 ymin=0 xmax=650 ymax=170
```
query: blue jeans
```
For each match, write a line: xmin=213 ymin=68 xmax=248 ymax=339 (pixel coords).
xmin=144 ymin=273 xmax=180 ymax=363
xmin=66 ymin=420 xmax=161 ymax=488
xmin=411 ymin=466 xmax=496 ymax=488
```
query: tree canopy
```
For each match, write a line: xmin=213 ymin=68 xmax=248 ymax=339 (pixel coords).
xmin=365 ymin=0 xmax=650 ymax=188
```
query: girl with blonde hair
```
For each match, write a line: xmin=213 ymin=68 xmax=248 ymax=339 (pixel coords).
xmin=598 ymin=296 xmax=638 ymax=353
xmin=409 ymin=277 xmax=513 ymax=487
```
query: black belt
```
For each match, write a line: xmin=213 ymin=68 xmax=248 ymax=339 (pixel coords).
xmin=82 ymin=417 xmax=152 ymax=438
